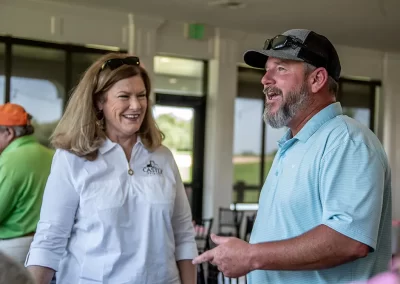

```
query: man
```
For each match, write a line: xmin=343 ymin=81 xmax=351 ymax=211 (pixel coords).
xmin=0 ymin=103 xmax=54 ymax=263
xmin=193 ymin=29 xmax=391 ymax=284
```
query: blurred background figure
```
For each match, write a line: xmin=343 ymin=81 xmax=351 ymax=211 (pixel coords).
xmin=0 ymin=251 xmax=34 ymax=284
xmin=0 ymin=103 xmax=54 ymax=263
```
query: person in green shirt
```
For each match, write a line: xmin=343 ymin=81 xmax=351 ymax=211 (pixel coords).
xmin=0 ymin=103 xmax=54 ymax=264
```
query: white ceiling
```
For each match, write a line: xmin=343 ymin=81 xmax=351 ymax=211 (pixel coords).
xmin=50 ymin=0 xmax=400 ymax=52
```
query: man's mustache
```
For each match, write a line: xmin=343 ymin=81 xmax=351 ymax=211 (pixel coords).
xmin=263 ymin=86 xmax=283 ymax=96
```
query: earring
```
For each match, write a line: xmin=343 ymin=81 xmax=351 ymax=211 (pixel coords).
xmin=96 ymin=110 xmax=105 ymax=130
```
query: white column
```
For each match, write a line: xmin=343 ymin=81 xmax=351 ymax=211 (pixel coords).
xmin=382 ymin=52 xmax=400 ymax=219
xmin=203 ymin=28 xmax=246 ymax=230
xmin=128 ymin=14 xmax=165 ymax=101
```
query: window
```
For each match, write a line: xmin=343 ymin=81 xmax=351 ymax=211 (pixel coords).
xmin=71 ymin=53 xmax=105 ymax=90
xmin=233 ymin=66 xmax=268 ymax=203
xmin=154 ymin=56 xmax=204 ymax=96
xmin=337 ymin=79 xmax=380 ymax=131
xmin=0 ymin=43 xmax=5 ymax=103
xmin=0 ymin=36 xmax=123 ymax=147
xmin=233 ymin=97 xmax=263 ymax=203
xmin=11 ymin=45 xmax=65 ymax=147
xmin=153 ymin=106 xmax=194 ymax=183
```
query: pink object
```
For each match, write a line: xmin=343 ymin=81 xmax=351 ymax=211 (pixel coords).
xmin=350 ymin=273 xmax=400 ymax=284
xmin=367 ymin=272 xmax=400 ymax=284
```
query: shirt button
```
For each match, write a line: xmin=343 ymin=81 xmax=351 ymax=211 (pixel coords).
xmin=275 ymin=171 xmax=278 ymax=176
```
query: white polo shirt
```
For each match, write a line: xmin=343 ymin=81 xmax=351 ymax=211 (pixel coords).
xmin=25 ymin=138 xmax=198 ymax=284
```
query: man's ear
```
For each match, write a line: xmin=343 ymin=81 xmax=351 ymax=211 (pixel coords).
xmin=5 ymin=127 xmax=16 ymax=143
xmin=308 ymin=67 xmax=328 ymax=93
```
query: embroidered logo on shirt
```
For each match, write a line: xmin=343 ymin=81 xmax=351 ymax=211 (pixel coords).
xmin=143 ymin=160 xmax=163 ymax=175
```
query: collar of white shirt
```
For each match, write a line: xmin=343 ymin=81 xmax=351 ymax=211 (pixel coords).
xmin=99 ymin=136 xmax=143 ymax=155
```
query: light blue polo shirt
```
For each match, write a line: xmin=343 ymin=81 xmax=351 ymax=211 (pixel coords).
xmin=248 ymin=102 xmax=392 ymax=284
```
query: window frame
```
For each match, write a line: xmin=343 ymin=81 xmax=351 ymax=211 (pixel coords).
xmin=0 ymin=35 xmax=126 ymax=106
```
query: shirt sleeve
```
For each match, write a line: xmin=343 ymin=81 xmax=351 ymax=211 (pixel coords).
xmin=0 ymin=162 xmax=18 ymax=225
xmin=171 ymin=160 xmax=198 ymax=261
xmin=25 ymin=149 xmax=79 ymax=270
xmin=320 ymin=138 xmax=386 ymax=251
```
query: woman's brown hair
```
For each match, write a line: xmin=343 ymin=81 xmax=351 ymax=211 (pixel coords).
xmin=51 ymin=52 xmax=163 ymax=160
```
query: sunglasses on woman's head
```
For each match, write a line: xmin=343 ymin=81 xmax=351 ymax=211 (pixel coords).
xmin=100 ymin=56 xmax=140 ymax=71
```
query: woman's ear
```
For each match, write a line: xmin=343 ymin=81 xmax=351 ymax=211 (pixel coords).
xmin=309 ymin=67 xmax=328 ymax=93
xmin=96 ymin=101 xmax=103 ymax=112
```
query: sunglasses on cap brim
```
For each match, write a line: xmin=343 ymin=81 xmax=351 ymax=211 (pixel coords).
xmin=263 ymin=35 xmax=327 ymax=69
xmin=100 ymin=56 xmax=140 ymax=71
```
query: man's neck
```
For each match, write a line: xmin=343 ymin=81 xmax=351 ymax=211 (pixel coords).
xmin=289 ymin=101 xmax=335 ymax=137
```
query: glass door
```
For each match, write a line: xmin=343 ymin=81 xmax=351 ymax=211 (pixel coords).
xmin=153 ymin=55 xmax=207 ymax=221
xmin=154 ymin=106 xmax=194 ymax=184
xmin=154 ymin=94 xmax=206 ymax=221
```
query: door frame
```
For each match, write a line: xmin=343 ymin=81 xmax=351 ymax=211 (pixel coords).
xmin=155 ymin=93 xmax=206 ymax=221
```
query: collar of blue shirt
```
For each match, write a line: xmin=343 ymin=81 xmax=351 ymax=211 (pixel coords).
xmin=278 ymin=102 xmax=343 ymax=146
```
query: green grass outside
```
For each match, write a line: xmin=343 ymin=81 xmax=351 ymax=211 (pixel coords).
xmin=233 ymin=158 xmax=274 ymax=185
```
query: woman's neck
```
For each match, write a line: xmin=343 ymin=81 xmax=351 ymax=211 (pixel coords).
xmin=106 ymin=130 xmax=137 ymax=161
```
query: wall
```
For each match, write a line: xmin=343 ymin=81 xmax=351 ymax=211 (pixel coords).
xmin=1 ymin=0 xmax=399 ymax=224
xmin=0 ymin=0 xmax=129 ymax=49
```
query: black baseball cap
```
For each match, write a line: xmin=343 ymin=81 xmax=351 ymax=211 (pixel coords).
xmin=243 ymin=29 xmax=341 ymax=82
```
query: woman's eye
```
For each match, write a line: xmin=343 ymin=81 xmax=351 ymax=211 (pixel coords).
xmin=118 ymin=95 xmax=129 ymax=99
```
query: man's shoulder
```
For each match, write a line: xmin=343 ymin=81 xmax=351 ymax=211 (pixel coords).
xmin=7 ymin=141 xmax=54 ymax=160
xmin=319 ymin=115 xmax=383 ymax=149
xmin=318 ymin=115 xmax=388 ymax=168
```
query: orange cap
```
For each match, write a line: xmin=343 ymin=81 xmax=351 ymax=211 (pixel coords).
xmin=0 ymin=103 xmax=29 ymax=126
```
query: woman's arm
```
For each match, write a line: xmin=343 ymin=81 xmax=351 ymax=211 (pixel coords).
xmin=177 ymin=260 xmax=196 ymax=284
xmin=27 ymin=266 xmax=54 ymax=284
xmin=25 ymin=150 xmax=79 ymax=281
xmin=170 ymin=158 xmax=198 ymax=283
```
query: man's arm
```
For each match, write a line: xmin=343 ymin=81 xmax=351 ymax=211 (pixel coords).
xmin=0 ymin=165 xmax=17 ymax=224
xmin=250 ymin=224 xmax=369 ymax=271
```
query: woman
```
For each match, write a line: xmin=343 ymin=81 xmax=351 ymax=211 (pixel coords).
xmin=25 ymin=53 xmax=198 ymax=284
xmin=0 ymin=252 xmax=35 ymax=284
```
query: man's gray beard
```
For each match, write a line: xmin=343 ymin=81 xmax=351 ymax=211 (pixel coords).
xmin=263 ymin=82 xmax=310 ymax=129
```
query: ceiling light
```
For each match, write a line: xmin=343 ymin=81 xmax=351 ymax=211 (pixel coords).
xmin=169 ymin=78 xmax=178 ymax=84
xmin=160 ymin=57 xmax=170 ymax=63
xmin=208 ymin=0 xmax=247 ymax=9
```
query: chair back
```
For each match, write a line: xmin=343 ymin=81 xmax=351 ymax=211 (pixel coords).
xmin=244 ymin=213 xmax=257 ymax=242
xmin=194 ymin=218 xmax=213 ymax=253
xmin=218 ymin=207 xmax=244 ymax=238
